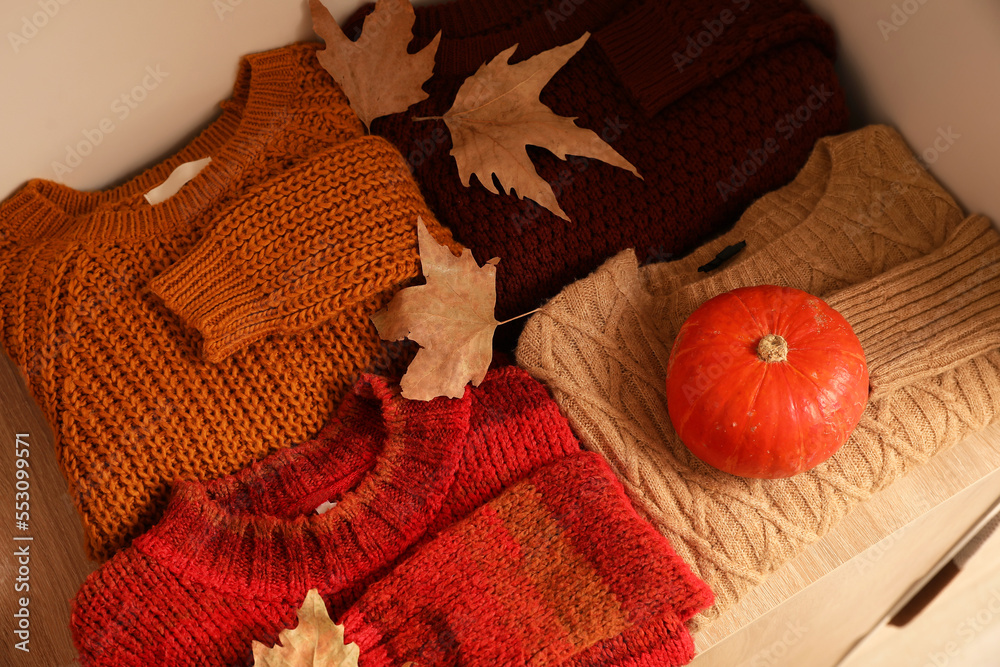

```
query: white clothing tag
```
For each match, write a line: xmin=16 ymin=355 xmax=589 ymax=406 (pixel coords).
xmin=315 ymin=500 xmax=338 ymax=515
xmin=143 ymin=157 xmax=212 ymax=205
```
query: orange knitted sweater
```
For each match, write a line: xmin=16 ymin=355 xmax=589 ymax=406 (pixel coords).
xmin=0 ymin=43 xmax=458 ymax=561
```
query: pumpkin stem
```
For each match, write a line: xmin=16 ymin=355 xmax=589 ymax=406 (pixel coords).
xmin=757 ymin=334 xmax=788 ymax=363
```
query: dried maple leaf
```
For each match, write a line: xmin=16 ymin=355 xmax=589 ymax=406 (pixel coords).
xmin=310 ymin=0 xmax=440 ymax=129
xmin=372 ymin=219 xmax=500 ymax=401
xmin=252 ymin=589 xmax=359 ymax=667
xmin=426 ymin=32 xmax=640 ymax=220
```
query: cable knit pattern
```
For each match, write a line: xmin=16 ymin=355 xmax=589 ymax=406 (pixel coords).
xmin=828 ymin=216 xmax=1000 ymax=400
xmin=0 ymin=43 xmax=459 ymax=561
xmin=516 ymin=126 xmax=997 ymax=626
xmin=71 ymin=369 xmax=712 ymax=666
xmin=342 ymin=453 xmax=712 ymax=666
xmin=346 ymin=0 xmax=848 ymax=347
xmin=642 ymin=125 xmax=960 ymax=299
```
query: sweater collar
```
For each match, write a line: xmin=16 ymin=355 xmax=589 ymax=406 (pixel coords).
xmin=641 ymin=124 xmax=855 ymax=300
xmin=0 ymin=46 xmax=299 ymax=244
xmin=628 ymin=126 xmax=927 ymax=323
xmin=133 ymin=375 xmax=471 ymax=601
xmin=555 ymin=122 xmax=851 ymax=331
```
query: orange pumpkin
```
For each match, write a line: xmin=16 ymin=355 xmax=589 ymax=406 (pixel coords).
xmin=666 ymin=285 xmax=869 ymax=478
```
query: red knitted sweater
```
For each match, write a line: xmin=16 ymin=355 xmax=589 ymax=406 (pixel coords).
xmin=343 ymin=452 xmax=713 ymax=666
xmin=71 ymin=367 xmax=710 ymax=665
xmin=345 ymin=0 xmax=848 ymax=346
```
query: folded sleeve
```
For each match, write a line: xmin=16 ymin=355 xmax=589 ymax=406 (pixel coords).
xmin=341 ymin=452 xmax=712 ymax=666
xmin=594 ymin=0 xmax=836 ymax=116
xmin=147 ymin=136 xmax=460 ymax=363
xmin=828 ymin=215 xmax=1000 ymax=401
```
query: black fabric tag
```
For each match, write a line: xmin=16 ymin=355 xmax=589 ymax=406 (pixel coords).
xmin=697 ymin=240 xmax=747 ymax=273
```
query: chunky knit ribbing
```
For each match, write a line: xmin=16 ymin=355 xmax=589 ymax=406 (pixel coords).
xmin=516 ymin=125 xmax=997 ymax=626
xmin=71 ymin=369 xmax=712 ymax=665
xmin=342 ymin=452 xmax=712 ymax=666
xmin=0 ymin=44 xmax=360 ymax=244
xmin=0 ymin=43 xmax=459 ymax=561
xmin=146 ymin=135 xmax=452 ymax=362
xmin=827 ymin=217 xmax=1000 ymax=400
xmin=330 ymin=365 xmax=586 ymax=617
xmin=347 ymin=0 xmax=847 ymax=346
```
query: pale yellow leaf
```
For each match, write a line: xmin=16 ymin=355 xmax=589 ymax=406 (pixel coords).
xmin=310 ymin=0 xmax=440 ymax=129
xmin=372 ymin=218 xmax=499 ymax=401
xmin=440 ymin=32 xmax=641 ymax=220
xmin=252 ymin=589 xmax=359 ymax=667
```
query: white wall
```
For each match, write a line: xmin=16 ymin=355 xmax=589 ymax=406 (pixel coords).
xmin=1 ymin=0 xmax=996 ymax=223
xmin=805 ymin=0 xmax=1000 ymax=224
xmin=0 ymin=0 xmax=352 ymax=197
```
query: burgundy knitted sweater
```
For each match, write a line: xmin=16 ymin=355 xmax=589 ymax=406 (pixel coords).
xmin=71 ymin=367 xmax=712 ymax=665
xmin=346 ymin=0 xmax=848 ymax=346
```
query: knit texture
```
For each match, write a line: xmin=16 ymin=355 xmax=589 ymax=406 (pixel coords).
xmin=342 ymin=452 xmax=713 ymax=666
xmin=72 ymin=368 xmax=710 ymax=665
xmin=334 ymin=365 xmax=584 ymax=615
xmin=637 ymin=125 xmax=960 ymax=299
xmin=516 ymin=125 xmax=1000 ymax=626
xmin=145 ymin=134 xmax=452 ymax=362
xmin=827 ymin=217 xmax=1000 ymax=401
xmin=0 ymin=43 xmax=459 ymax=561
xmin=346 ymin=0 xmax=848 ymax=346
xmin=71 ymin=374 xmax=473 ymax=666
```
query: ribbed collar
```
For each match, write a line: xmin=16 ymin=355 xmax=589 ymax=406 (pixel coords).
xmin=643 ymin=123 xmax=866 ymax=299
xmin=374 ymin=0 xmax=633 ymax=78
xmin=530 ymin=122 xmax=858 ymax=328
xmin=608 ymin=126 xmax=938 ymax=338
xmin=133 ymin=375 xmax=472 ymax=602
xmin=0 ymin=46 xmax=299 ymax=245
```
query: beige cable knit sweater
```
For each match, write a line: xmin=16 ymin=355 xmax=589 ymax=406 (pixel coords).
xmin=517 ymin=125 xmax=1000 ymax=626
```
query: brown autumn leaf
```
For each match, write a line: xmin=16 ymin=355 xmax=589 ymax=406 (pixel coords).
xmin=372 ymin=218 xmax=499 ymax=401
xmin=252 ymin=589 xmax=359 ymax=667
xmin=310 ymin=0 xmax=440 ymax=130
xmin=431 ymin=32 xmax=640 ymax=221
